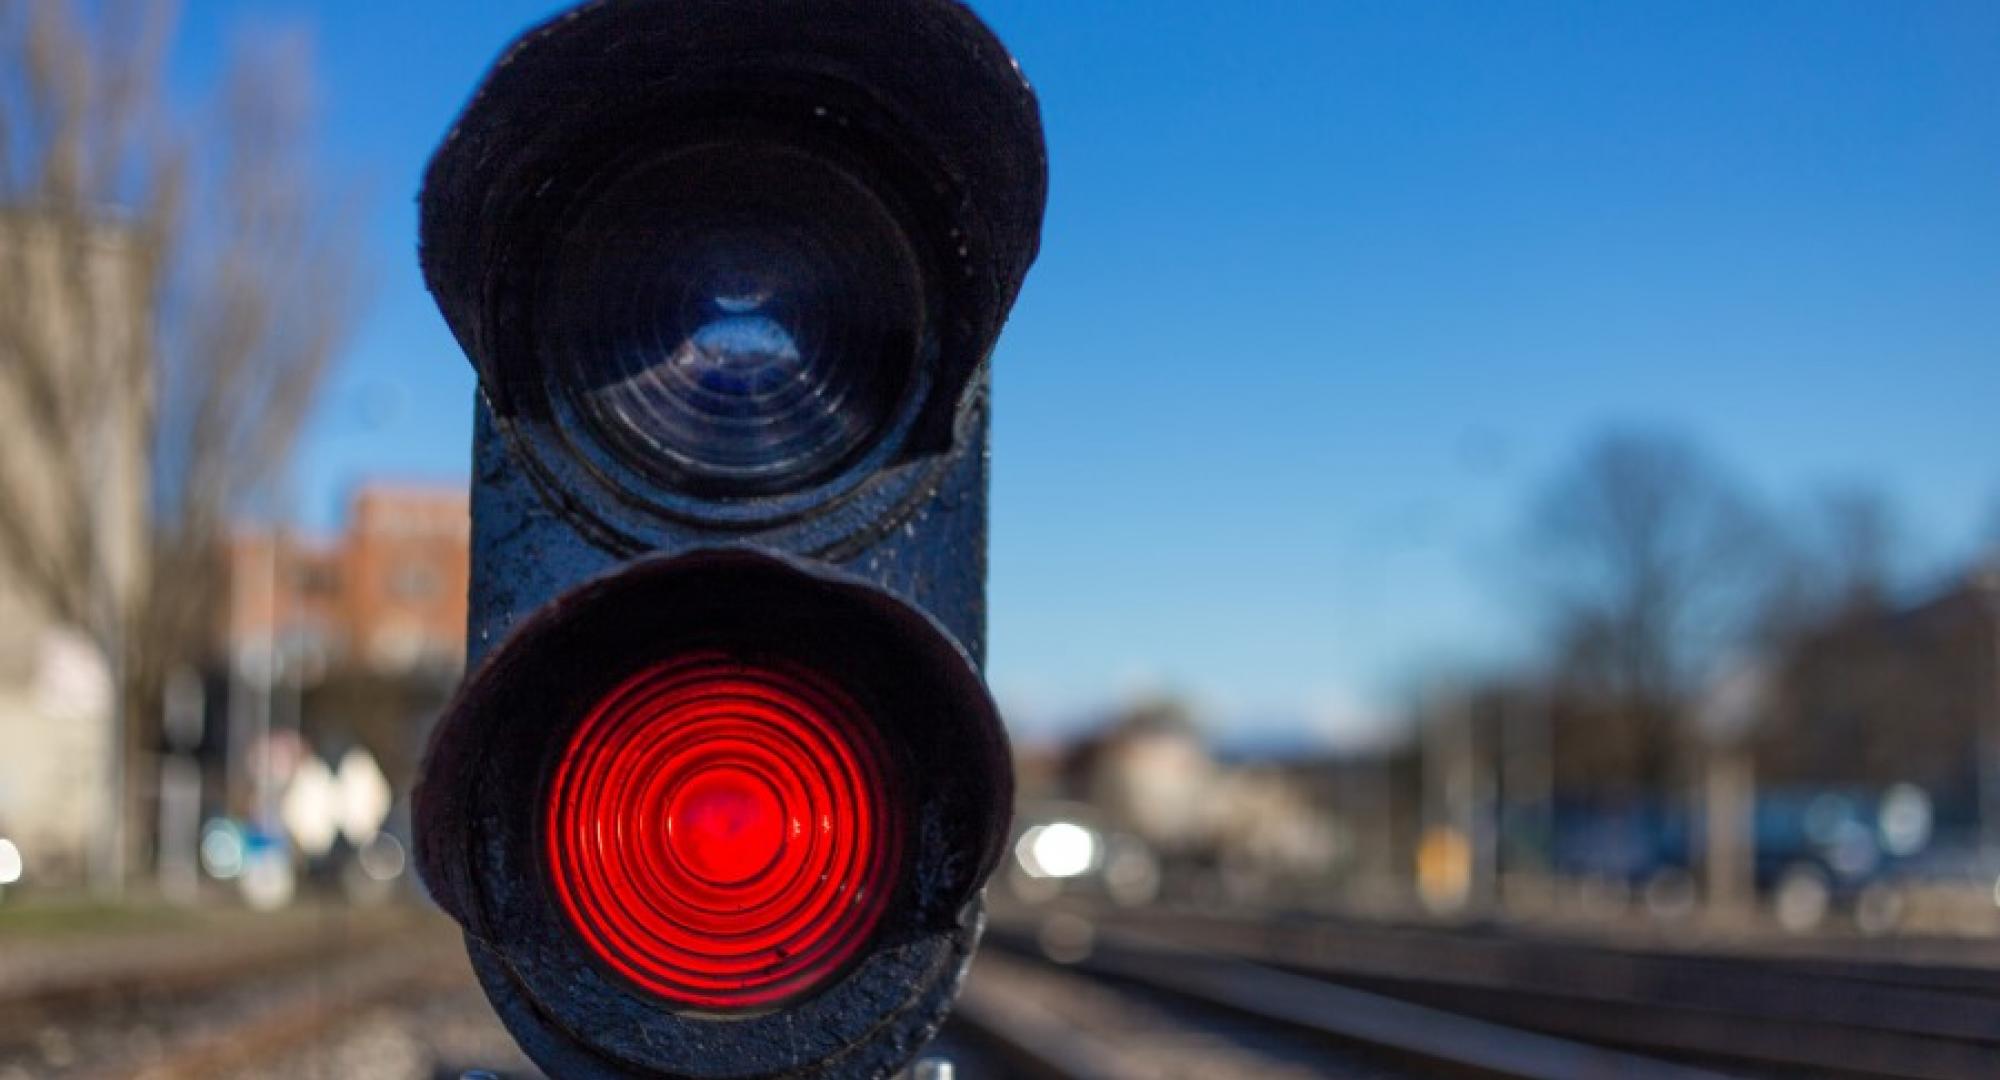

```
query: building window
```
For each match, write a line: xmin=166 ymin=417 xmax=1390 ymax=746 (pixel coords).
xmin=388 ymin=563 xmax=440 ymax=601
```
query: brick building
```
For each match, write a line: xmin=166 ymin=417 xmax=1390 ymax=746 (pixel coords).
xmin=1757 ymin=565 xmax=2000 ymax=832
xmin=224 ymin=485 xmax=470 ymax=677
xmin=339 ymin=487 xmax=472 ymax=673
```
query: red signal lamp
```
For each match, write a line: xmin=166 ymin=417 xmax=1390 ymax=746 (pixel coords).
xmin=546 ymin=654 xmax=902 ymax=1010
xmin=414 ymin=549 xmax=1011 ymax=1077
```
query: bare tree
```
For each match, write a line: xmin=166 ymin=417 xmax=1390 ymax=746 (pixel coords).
xmin=1982 ymin=495 xmax=2000 ymax=569
xmin=1808 ymin=488 xmax=1899 ymax=608
xmin=1759 ymin=486 xmax=1904 ymax=643
xmin=1523 ymin=430 xmax=1776 ymax=791
xmin=0 ymin=0 xmax=361 ymax=885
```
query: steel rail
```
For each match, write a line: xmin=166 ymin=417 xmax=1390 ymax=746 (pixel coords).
xmin=982 ymin=927 xmax=1729 ymax=1080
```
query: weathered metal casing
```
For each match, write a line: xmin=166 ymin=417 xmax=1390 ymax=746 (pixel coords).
xmin=410 ymin=1 xmax=1045 ymax=1076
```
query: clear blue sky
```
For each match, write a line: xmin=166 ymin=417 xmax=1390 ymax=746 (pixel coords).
xmin=172 ymin=1 xmax=2000 ymax=749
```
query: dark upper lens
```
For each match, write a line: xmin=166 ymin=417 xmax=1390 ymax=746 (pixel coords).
xmin=539 ymin=141 xmax=926 ymax=499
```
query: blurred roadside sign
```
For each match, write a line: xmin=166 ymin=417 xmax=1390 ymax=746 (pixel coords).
xmin=1699 ymin=657 xmax=1773 ymax=745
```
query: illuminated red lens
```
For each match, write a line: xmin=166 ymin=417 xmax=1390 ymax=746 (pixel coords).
xmin=545 ymin=653 xmax=902 ymax=1010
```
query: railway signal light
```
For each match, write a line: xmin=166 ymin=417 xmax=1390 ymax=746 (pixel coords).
xmin=410 ymin=1 xmax=1044 ymax=1077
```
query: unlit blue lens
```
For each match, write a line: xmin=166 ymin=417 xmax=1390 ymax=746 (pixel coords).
xmin=541 ymin=142 xmax=925 ymax=498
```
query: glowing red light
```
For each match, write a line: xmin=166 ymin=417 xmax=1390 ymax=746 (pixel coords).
xmin=545 ymin=654 xmax=902 ymax=1011
xmin=667 ymin=766 xmax=785 ymax=885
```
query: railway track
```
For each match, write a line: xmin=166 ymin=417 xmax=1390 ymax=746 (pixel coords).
xmin=12 ymin=900 xmax=2000 ymax=1078
xmin=1112 ymin=908 xmax=2000 ymax=1078
xmin=956 ymin=926 xmax=1720 ymax=1079
xmin=0 ymin=906 xmax=478 ymax=1079
xmin=951 ymin=950 xmax=1320 ymax=1078
xmin=957 ymin=908 xmax=2000 ymax=1080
